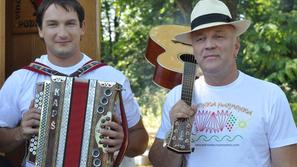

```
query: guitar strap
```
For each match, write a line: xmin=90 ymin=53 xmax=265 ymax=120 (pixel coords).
xmin=23 ymin=60 xmax=107 ymax=77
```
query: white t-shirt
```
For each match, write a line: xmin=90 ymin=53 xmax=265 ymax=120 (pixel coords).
xmin=0 ymin=54 xmax=140 ymax=167
xmin=156 ymin=71 xmax=297 ymax=167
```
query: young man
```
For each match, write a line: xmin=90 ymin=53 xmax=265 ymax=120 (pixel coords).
xmin=149 ymin=0 xmax=297 ymax=166
xmin=0 ymin=0 xmax=148 ymax=166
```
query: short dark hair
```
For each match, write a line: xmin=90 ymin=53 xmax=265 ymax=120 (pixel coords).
xmin=36 ymin=0 xmax=85 ymax=29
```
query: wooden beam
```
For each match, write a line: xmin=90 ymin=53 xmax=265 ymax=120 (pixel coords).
xmin=80 ymin=0 xmax=101 ymax=60
xmin=0 ymin=1 xmax=5 ymax=87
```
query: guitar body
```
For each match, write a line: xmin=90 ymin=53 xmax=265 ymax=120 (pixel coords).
xmin=145 ymin=25 xmax=194 ymax=89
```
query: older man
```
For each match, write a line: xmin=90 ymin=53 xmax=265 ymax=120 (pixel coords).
xmin=149 ymin=0 xmax=297 ymax=167
xmin=0 ymin=0 xmax=148 ymax=166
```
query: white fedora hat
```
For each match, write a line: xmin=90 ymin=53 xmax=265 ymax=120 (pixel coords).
xmin=175 ymin=0 xmax=251 ymax=45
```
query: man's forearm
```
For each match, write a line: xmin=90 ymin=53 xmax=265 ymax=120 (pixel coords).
xmin=125 ymin=120 xmax=148 ymax=157
xmin=271 ymin=144 xmax=297 ymax=167
xmin=149 ymin=138 xmax=183 ymax=167
xmin=0 ymin=127 xmax=24 ymax=152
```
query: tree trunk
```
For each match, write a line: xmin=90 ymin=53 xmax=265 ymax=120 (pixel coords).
xmin=222 ymin=0 xmax=238 ymax=19
xmin=175 ymin=0 xmax=239 ymax=23
xmin=175 ymin=0 xmax=192 ymax=23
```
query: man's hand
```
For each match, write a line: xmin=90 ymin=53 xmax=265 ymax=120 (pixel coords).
xmin=99 ymin=113 xmax=124 ymax=153
xmin=169 ymin=100 xmax=197 ymax=124
xmin=18 ymin=101 xmax=40 ymax=141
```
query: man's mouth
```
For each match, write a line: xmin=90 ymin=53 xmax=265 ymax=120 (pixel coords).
xmin=203 ymin=54 xmax=219 ymax=59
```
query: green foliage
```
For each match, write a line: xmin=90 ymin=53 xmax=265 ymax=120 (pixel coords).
xmin=238 ymin=0 xmax=297 ymax=112
xmin=100 ymin=0 xmax=297 ymax=126
xmin=100 ymin=0 xmax=186 ymax=116
xmin=291 ymin=103 xmax=297 ymax=123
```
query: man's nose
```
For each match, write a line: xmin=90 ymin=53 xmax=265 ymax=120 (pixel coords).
xmin=205 ymin=38 xmax=215 ymax=49
xmin=57 ymin=26 xmax=68 ymax=38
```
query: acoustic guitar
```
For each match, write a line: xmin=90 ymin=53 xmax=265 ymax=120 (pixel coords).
xmin=145 ymin=25 xmax=199 ymax=153
xmin=145 ymin=25 xmax=198 ymax=89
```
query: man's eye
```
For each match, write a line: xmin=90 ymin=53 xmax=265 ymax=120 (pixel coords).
xmin=47 ymin=23 xmax=57 ymax=27
xmin=196 ymin=37 xmax=204 ymax=41
xmin=215 ymin=35 xmax=224 ymax=38
xmin=67 ymin=22 xmax=77 ymax=26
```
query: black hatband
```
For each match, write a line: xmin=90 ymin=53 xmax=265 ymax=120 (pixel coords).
xmin=191 ymin=13 xmax=233 ymax=30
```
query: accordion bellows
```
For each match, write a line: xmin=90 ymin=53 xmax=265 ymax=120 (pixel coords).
xmin=26 ymin=76 xmax=126 ymax=167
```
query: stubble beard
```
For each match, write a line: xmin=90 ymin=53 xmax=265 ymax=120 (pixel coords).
xmin=50 ymin=45 xmax=76 ymax=60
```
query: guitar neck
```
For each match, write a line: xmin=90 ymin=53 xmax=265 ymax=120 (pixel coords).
xmin=167 ymin=54 xmax=197 ymax=153
xmin=181 ymin=61 xmax=196 ymax=106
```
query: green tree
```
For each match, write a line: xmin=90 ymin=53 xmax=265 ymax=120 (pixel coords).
xmin=237 ymin=0 xmax=297 ymax=122
xmin=100 ymin=0 xmax=297 ymax=123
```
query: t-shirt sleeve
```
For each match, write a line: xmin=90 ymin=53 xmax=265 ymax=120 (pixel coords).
xmin=0 ymin=72 xmax=23 ymax=128
xmin=267 ymin=86 xmax=297 ymax=148
xmin=119 ymin=78 xmax=141 ymax=128
xmin=156 ymin=87 xmax=180 ymax=139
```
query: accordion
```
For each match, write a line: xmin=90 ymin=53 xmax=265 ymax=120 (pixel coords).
xmin=25 ymin=76 xmax=128 ymax=167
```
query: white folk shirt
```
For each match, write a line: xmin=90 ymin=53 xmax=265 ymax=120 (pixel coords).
xmin=157 ymin=71 xmax=297 ymax=167
xmin=0 ymin=54 xmax=141 ymax=167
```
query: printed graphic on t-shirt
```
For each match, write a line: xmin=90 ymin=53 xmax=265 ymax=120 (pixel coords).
xmin=192 ymin=102 xmax=253 ymax=147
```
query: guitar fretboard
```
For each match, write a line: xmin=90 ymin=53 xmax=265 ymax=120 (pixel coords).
xmin=166 ymin=54 xmax=197 ymax=153
xmin=181 ymin=60 xmax=196 ymax=106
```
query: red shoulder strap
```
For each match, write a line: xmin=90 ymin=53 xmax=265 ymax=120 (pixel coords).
xmin=69 ymin=60 xmax=107 ymax=77
xmin=23 ymin=62 xmax=66 ymax=76
xmin=113 ymin=91 xmax=129 ymax=167
xmin=23 ymin=60 xmax=107 ymax=77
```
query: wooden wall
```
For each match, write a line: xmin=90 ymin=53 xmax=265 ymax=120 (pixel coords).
xmin=80 ymin=0 xmax=101 ymax=60
xmin=1 ymin=0 xmax=101 ymax=87
xmin=0 ymin=1 xmax=5 ymax=87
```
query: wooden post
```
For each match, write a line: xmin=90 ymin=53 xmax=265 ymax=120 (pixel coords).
xmin=0 ymin=1 xmax=5 ymax=87
xmin=80 ymin=0 xmax=101 ymax=60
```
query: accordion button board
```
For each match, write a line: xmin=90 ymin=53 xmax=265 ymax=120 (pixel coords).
xmin=26 ymin=76 xmax=122 ymax=167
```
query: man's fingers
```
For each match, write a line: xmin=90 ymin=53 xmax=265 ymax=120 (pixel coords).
xmin=170 ymin=100 xmax=196 ymax=123
xmin=98 ymin=119 xmax=124 ymax=153
xmin=112 ymin=113 xmax=121 ymax=124
xmin=100 ymin=137 xmax=122 ymax=147
xmin=100 ymin=137 xmax=122 ymax=153
xmin=191 ymin=105 xmax=198 ymax=111
xmin=99 ymin=122 xmax=123 ymax=139
xmin=23 ymin=119 xmax=40 ymax=128
xmin=29 ymin=100 xmax=35 ymax=109
xmin=23 ymin=112 xmax=40 ymax=122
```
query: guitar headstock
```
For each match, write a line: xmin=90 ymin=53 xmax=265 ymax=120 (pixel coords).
xmin=166 ymin=119 xmax=192 ymax=153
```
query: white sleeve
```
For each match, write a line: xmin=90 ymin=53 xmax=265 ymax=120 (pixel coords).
xmin=267 ymin=87 xmax=297 ymax=148
xmin=0 ymin=72 xmax=23 ymax=128
xmin=119 ymin=78 xmax=141 ymax=128
xmin=156 ymin=86 xmax=181 ymax=139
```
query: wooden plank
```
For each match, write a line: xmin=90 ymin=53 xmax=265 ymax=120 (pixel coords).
xmin=0 ymin=1 xmax=5 ymax=87
xmin=5 ymin=0 xmax=101 ymax=78
xmin=80 ymin=0 xmax=101 ymax=60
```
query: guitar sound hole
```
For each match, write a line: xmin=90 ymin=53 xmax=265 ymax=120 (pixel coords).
xmin=180 ymin=54 xmax=196 ymax=64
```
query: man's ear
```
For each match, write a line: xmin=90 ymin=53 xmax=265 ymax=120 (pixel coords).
xmin=81 ymin=20 xmax=86 ymax=36
xmin=38 ymin=26 xmax=44 ymax=38
xmin=235 ymin=37 xmax=240 ymax=50
xmin=234 ymin=37 xmax=240 ymax=58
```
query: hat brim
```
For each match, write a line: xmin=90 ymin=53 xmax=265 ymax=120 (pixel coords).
xmin=174 ymin=20 xmax=251 ymax=45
